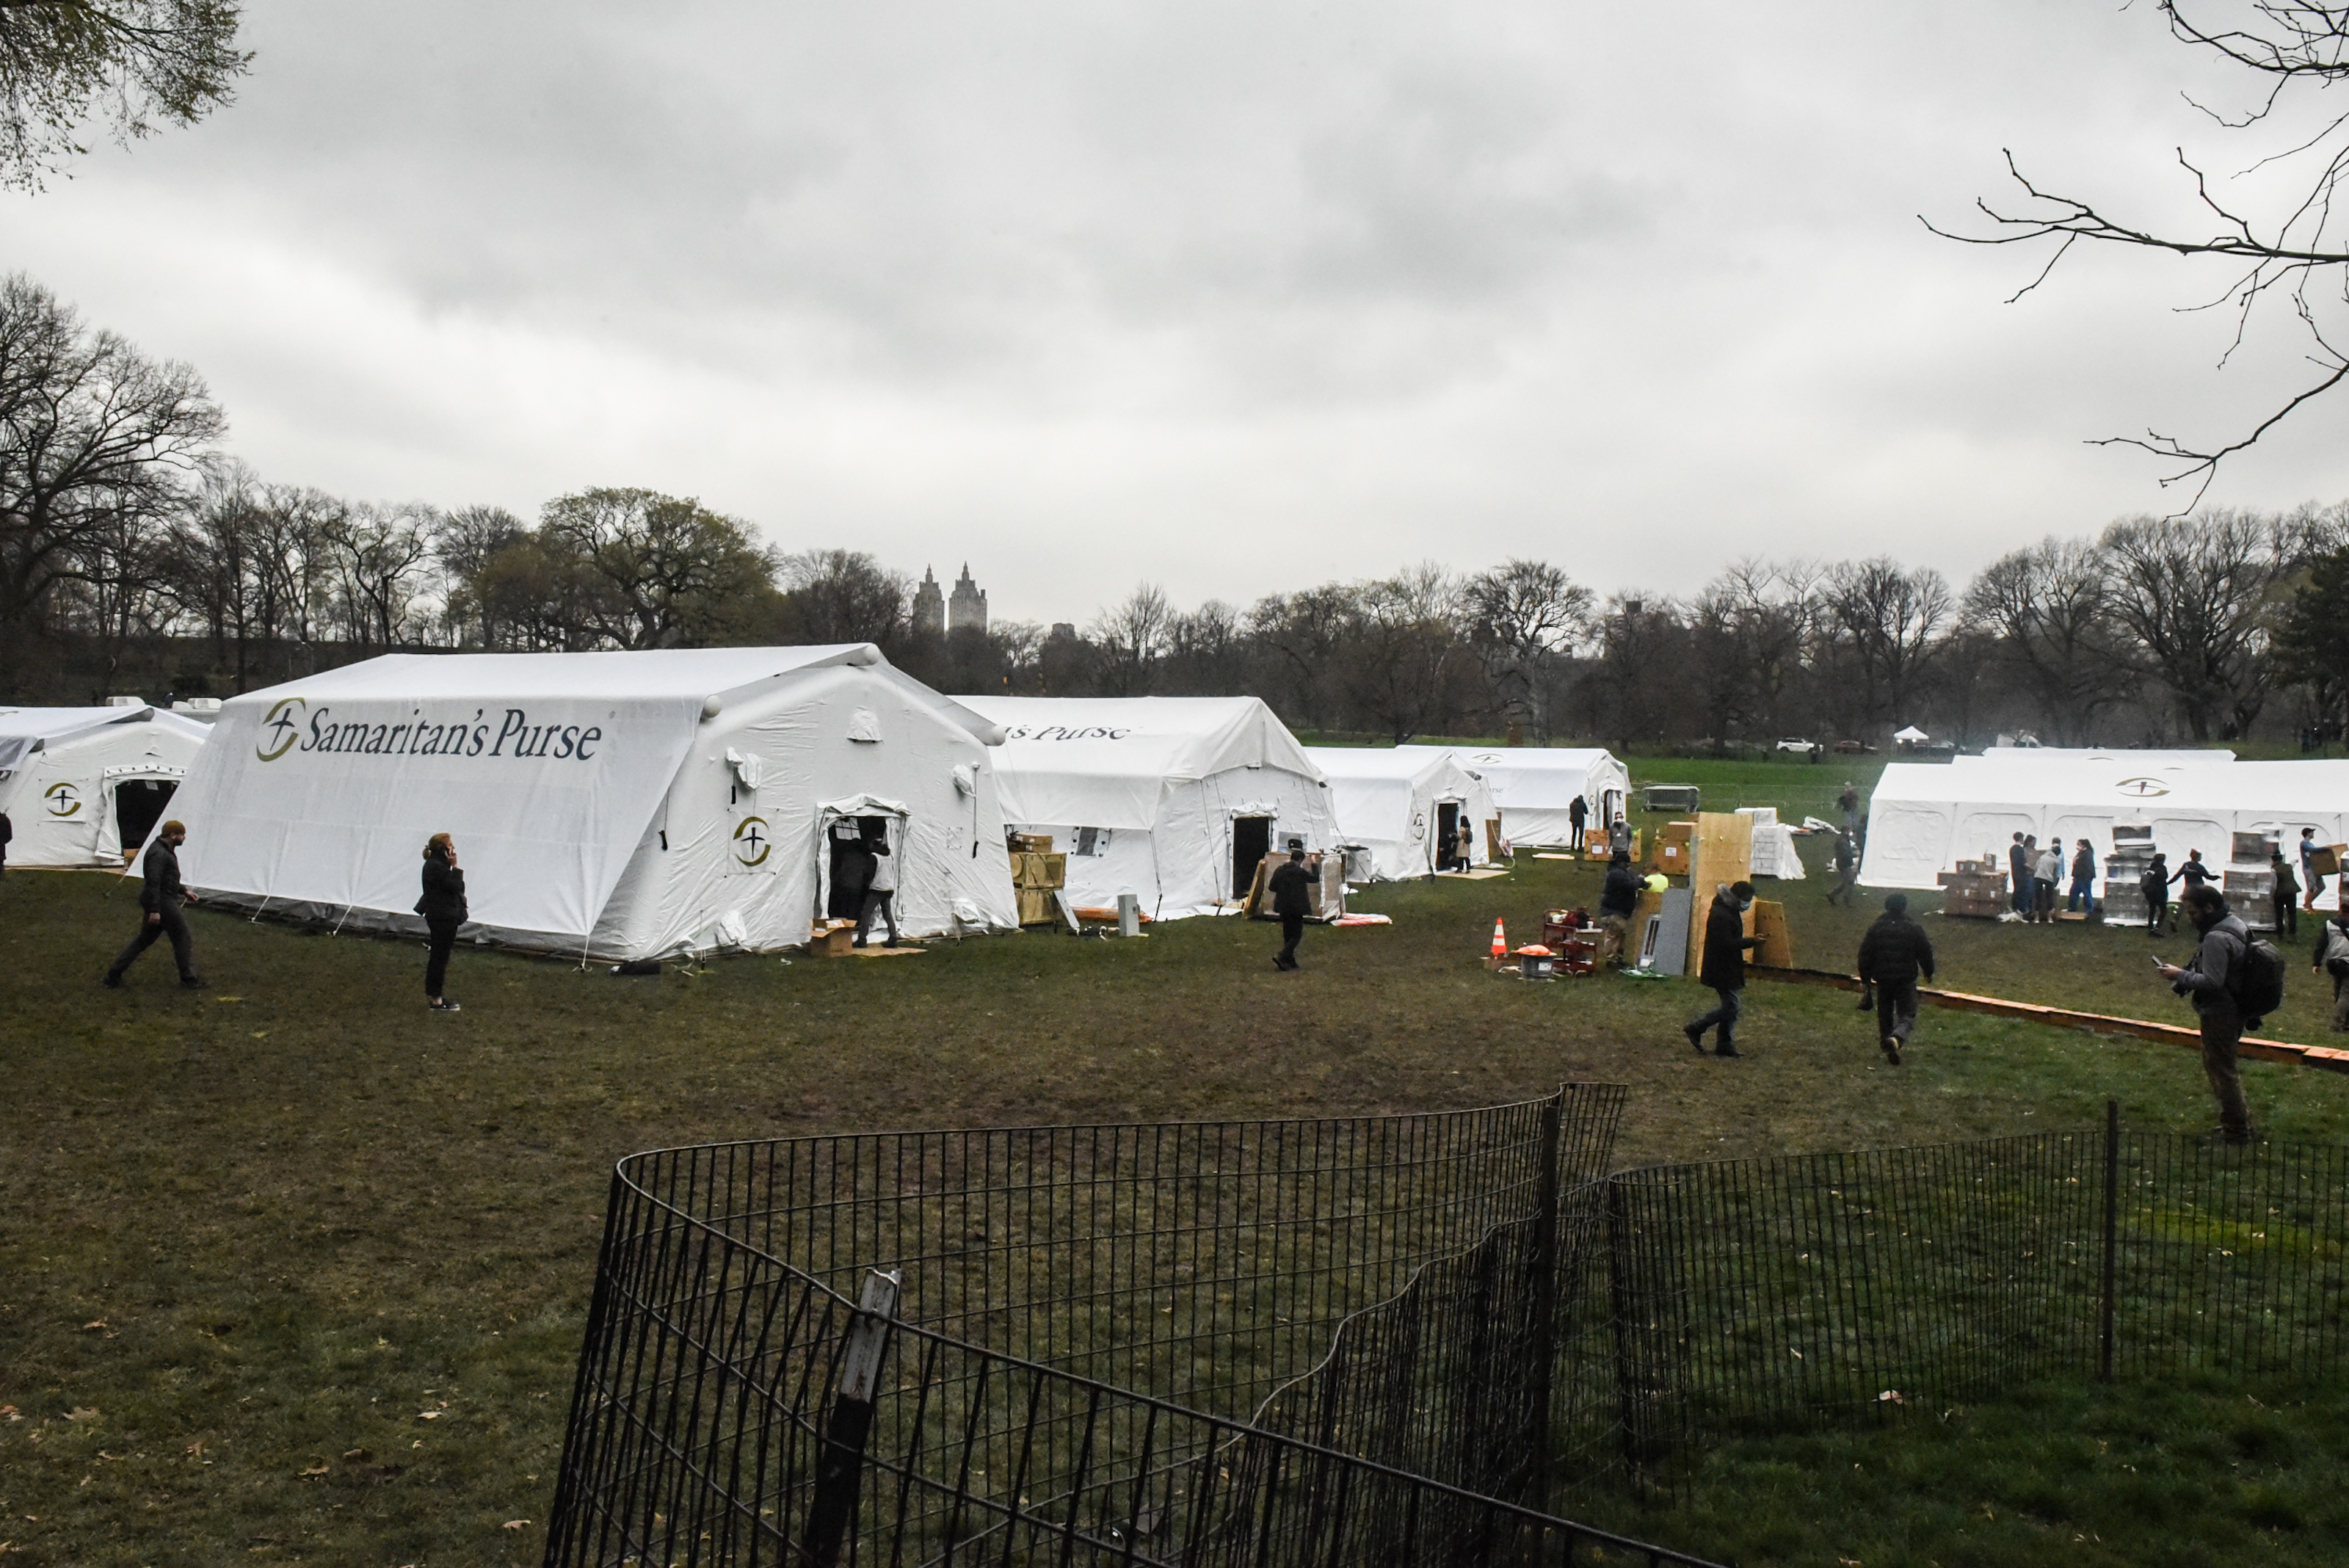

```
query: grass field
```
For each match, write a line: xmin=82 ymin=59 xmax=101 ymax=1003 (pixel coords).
xmin=4 ymin=792 xmax=2347 ymax=1567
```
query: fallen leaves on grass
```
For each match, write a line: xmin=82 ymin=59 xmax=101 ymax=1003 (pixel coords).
xmin=298 ymin=1462 xmax=329 ymax=1477
xmin=79 ymin=1320 xmax=107 ymax=1332
xmin=502 ymin=1520 xmax=531 ymax=1531
xmin=64 ymin=1409 xmax=97 ymax=1422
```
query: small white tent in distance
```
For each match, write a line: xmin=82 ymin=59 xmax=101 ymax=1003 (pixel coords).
xmin=952 ymin=695 xmax=1339 ymax=920
xmin=164 ymin=646 xmax=1019 ymax=958
xmin=1304 ymin=746 xmax=1497 ymax=881
xmin=0 ymin=705 xmax=211 ymax=866
xmin=1394 ymin=744 xmax=1630 ymax=849
xmin=1859 ymin=752 xmax=2345 ymax=893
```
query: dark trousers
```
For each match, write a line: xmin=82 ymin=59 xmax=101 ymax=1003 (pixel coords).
xmin=2273 ymin=894 xmax=2297 ymax=937
xmin=1876 ymin=978 xmax=1919 ymax=1045
xmin=2011 ymin=872 xmax=2031 ymax=912
xmin=2332 ymin=969 xmax=2349 ymax=1033
xmin=1828 ymin=868 xmax=1857 ymax=905
xmin=855 ymin=890 xmax=898 ymax=946
xmin=1688 ymin=984 xmax=1743 ymax=1046
xmin=109 ymin=904 xmax=195 ymax=981
xmin=2146 ymin=896 xmax=2168 ymax=934
xmin=2033 ymin=879 xmax=2055 ymax=921
xmin=2067 ymin=876 xmax=2094 ymax=912
xmin=2198 ymin=1005 xmax=2251 ymax=1137
xmin=1277 ymin=913 xmax=1304 ymax=969
xmin=425 ymin=918 xmax=460 ymax=997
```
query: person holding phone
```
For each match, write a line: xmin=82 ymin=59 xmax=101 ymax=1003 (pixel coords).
xmin=418 ymin=832 xmax=468 ymax=1012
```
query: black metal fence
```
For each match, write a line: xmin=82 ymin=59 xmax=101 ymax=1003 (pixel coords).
xmin=1598 ymin=1107 xmax=2349 ymax=1464
xmin=543 ymin=1093 xmax=2349 ymax=1567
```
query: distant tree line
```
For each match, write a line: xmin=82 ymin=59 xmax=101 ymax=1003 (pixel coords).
xmin=7 ymin=272 xmax=2348 ymax=751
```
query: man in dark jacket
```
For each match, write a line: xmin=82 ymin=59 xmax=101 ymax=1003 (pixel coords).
xmin=1597 ymin=851 xmax=1641 ymax=967
xmin=2068 ymin=839 xmax=2098 ymax=915
xmin=2314 ymin=904 xmax=2349 ymax=1034
xmin=1568 ymin=794 xmax=1588 ymax=851
xmin=104 ymin=819 xmax=202 ymax=988
xmin=2141 ymin=852 xmax=2171 ymax=936
xmin=2270 ymin=849 xmax=2299 ymax=938
xmin=1683 ymin=881 xmax=1760 ymax=1057
xmin=1268 ymin=848 xmax=1313 ymax=970
xmin=1856 ymin=893 xmax=1936 ymax=1064
xmin=2157 ymin=884 xmax=2256 ymax=1144
xmin=0 ymin=807 xmax=11 ymax=874
xmin=1826 ymin=832 xmax=1859 ymax=906
xmin=2008 ymin=832 xmax=2032 ymax=915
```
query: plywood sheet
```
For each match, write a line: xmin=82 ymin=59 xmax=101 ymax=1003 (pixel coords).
xmin=1684 ymin=811 xmax=1754 ymax=976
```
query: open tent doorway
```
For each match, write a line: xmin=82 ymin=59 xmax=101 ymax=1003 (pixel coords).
xmin=1435 ymin=801 xmax=1460 ymax=873
xmin=1231 ymin=815 xmax=1271 ymax=899
xmin=113 ymin=776 xmax=178 ymax=860
xmin=821 ymin=813 xmax=898 ymax=919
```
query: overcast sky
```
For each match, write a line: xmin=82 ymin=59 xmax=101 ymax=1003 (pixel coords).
xmin=8 ymin=1 xmax=2348 ymax=624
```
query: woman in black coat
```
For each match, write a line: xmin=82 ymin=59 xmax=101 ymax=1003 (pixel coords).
xmin=418 ymin=832 xmax=468 ymax=1012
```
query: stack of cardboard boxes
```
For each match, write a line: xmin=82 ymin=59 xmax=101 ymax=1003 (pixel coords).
xmin=2102 ymin=824 xmax=2156 ymax=923
xmin=1936 ymin=856 xmax=2009 ymax=919
xmin=1009 ymin=833 xmax=1066 ymax=926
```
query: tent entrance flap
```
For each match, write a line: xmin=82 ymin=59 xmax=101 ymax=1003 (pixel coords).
xmin=1232 ymin=815 xmax=1271 ymax=898
xmin=113 ymin=777 xmax=177 ymax=857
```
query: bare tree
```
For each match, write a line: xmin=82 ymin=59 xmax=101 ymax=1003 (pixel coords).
xmin=1088 ymin=582 xmax=1172 ymax=697
xmin=1463 ymin=559 xmax=1592 ymax=739
xmin=1962 ymin=537 xmax=2132 ymax=744
xmin=1823 ymin=559 xmax=1952 ymax=735
xmin=322 ymin=501 xmax=437 ymax=651
xmin=2099 ymin=509 xmax=2298 ymax=739
xmin=433 ymin=504 xmax=527 ymax=649
xmin=1343 ymin=563 xmax=1475 ymax=744
xmin=1932 ymin=2 xmax=2349 ymax=500
xmin=0 ymin=272 xmax=222 ymax=690
xmin=775 ymin=548 xmax=907 ymax=646
xmin=1246 ymin=584 xmax=1359 ymax=730
xmin=1 ymin=1 xmax=249 ymax=189
xmin=1584 ymin=593 xmax=1689 ymax=755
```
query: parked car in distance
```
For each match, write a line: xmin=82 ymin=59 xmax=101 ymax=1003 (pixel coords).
xmin=1773 ymin=737 xmax=1814 ymax=754
xmin=1834 ymin=739 xmax=1878 ymax=755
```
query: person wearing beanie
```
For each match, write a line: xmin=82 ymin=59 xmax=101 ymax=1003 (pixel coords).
xmin=1856 ymin=893 xmax=1936 ymax=1064
xmin=1684 ymin=879 xmax=1761 ymax=1057
xmin=1597 ymin=849 xmax=1641 ymax=967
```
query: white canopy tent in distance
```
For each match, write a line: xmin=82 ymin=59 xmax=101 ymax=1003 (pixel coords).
xmin=954 ymin=695 xmax=1339 ymax=920
xmin=1859 ymin=750 xmax=2345 ymax=896
xmin=0 ymin=705 xmax=211 ymax=867
xmin=1394 ymin=745 xmax=1630 ymax=850
xmin=1303 ymin=746 xmax=1497 ymax=882
xmin=161 ymin=646 xmax=1019 ymax=959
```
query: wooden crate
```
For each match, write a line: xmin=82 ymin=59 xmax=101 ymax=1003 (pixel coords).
xmin=1749 ymin=899 xmax=1793 ymax=968
xmin=1017 ymin=887 xmax=1058 ymax=926
xmin=1009 ymin=832 xmax=1054 ymax=855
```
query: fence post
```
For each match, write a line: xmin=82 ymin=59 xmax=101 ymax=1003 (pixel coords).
xmin=1605 ymin=1175 xmax=1642 ymax=1479
xmin=1528 ymin=1089 xmax=1564 ymax=1511
xmin=807 ymin=1269 xmax=902 ymax=1568
xmin=2099 ymin=1099 xmax=2119 ymax=1384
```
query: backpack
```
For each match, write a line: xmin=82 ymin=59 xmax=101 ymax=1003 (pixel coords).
xmin=2229 ymin=931 xmax=2286 ymax=1026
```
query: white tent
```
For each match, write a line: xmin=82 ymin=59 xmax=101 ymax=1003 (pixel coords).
xmin=164 ymin=646 xmax=1019 ymax=958
xmin=1859 ymin=754 xmax=2347 ymax=893
xmin=1892 ymin=725 xmax=1930 ymax=744
xmin=1304 ymin=746 xmax=1499 ymax=881
xmin=1395 ymin=745 xmax=1630 ymax=849
xmin=954 ymin=695 xmax=1338 ymax=920
xmin=0 ymin=705 xmax=211 ymax=867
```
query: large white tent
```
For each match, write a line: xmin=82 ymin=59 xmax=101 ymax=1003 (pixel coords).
xmin=164 ymin=646 xmax=1020 ymax=958
xmin=1860 ymin=753 xmax=2347 ymax=893
xmin=1304 ymin=746 xmax=1498 ymax=881
xmin=1395 ymin=745 xmax=1630 ymax=849
xmin=0 ymin=705 xmax=211 ymax=867
xmin=954 ymin=695 xmax=1338 ymax=920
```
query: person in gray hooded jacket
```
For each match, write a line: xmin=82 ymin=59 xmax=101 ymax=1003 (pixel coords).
xmin=2157 ymin=884 xmax=2257 ymax=1144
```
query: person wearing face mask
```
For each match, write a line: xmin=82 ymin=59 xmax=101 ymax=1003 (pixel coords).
xmin=1684 ymin=880 xmax=1762 ymax=1058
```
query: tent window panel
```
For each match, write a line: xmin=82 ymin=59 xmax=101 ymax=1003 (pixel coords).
xmin=1072 ymin=826 xmax=1110 ymax=857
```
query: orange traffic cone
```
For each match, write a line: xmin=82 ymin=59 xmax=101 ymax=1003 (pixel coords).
xmin=1490 ymin=918 xmax=1507 ymax=958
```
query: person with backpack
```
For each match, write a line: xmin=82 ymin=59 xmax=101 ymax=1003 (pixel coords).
xmin=2157 ymin=883 xmax=2280 ymax=1145
xmin=1826 ymin=831 xmax=1859 ymax=907
xmin=2314 ymin=905 xmax=2349 ymax=1034
xmin=2141 ymin=852 xmax=2171 ymax=937
xmin=1856 ymin=893 xmax=1936 ymax=1065
xmin=1684 ymin=880 xmax=1762 ymax=1057
xmin=2270 ymin=849 xmax=2300 ymax=938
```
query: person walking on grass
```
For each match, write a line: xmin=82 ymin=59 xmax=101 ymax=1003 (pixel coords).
xmin=2303 ymin=827 xmax=2328 ymax=912
xmin=1568 ymin=792 xmax=1588 ymax=852
xmin=103 ymin=819 xmax=202 ymax=989
xmin=2033 ymin=839 xmax=2062 ymax=923
xmin=2068 ymin=839 xmax=2097 ymax=915
xmin=2142 ymin=852 xmax=2171 ymax=937
xmin=418 ymin=832 xmax=467 ymax=1012
xmin=853 ymin=824 xmax=901 ymax=948
xmin=2271 ymin=850 xmax=2300 ymax=939
xmin=2009 ymin=832 xmax=2032 ymax=915
xmin=2316 ymin=903 xmax=2349 ymax=1034
xmin=1684 ymin=880 xmax=1761 ymax=1058
xmin=1597 ymin=850 xmax=1640 ymax=967
xmin=2157 ymin=884 xmax=2259 ymax=1144
xmin=1840 ymin=781 xmax=1861 ymax=836
xmin=1268 ymin=846 xmax=1312 ymax=971
xmin=1856 ymin=893 xmax=1936 ymax=1065
xmin=2174 ymin=848 xmax=2215 ymax=898
xmin=1826 ymin=831 xmax=1860 ymax=907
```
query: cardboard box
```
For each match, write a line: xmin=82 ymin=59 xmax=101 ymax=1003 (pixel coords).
xmin=808 ymin=923 xmax=854 ymax=958
xmin=1017 ymin=887 xmax=1058 ymax=926
xmin=1009 ymin=832 xmax=1054 ymax=855
xmin=2314 ymin=844 xmax=2345 ymax=877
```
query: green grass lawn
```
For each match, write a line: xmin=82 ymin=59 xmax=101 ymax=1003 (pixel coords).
xmin=2 ymin=846 xmax=2345 ymax=1568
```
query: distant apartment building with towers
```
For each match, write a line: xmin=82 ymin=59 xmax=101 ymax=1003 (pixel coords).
xmin=912 ymin=565 xmax=988 ymax=636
